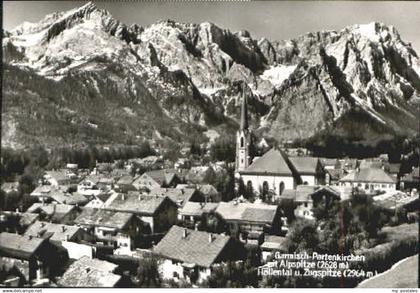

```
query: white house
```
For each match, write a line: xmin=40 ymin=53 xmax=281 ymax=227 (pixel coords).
xmin=153 ymin=226 xmax=244 ymax=284
xmin=339 ymin=168 xmax=397 ymax=193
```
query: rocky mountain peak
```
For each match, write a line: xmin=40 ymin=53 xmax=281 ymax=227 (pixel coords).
xmin=2 ymin=3 xmax=419 ymax=149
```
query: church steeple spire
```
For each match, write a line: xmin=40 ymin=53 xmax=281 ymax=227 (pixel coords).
xmin=240 ymin=83 xmax=249 ymax=131
xmin=235 ymin=82 xmax=251 ymax=174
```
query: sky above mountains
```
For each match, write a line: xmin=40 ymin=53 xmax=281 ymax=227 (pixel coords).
xmin=4 ymin=1 xmax=420 ymax=52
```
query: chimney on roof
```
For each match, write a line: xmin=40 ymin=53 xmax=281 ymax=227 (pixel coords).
xmin=28 ymin=235 xmax=33 ymax=240
xmin=41 ymin=222 xmax=45 ymax=228
xmin=195 ymin=223 xmax=199 ymax=231
xmin=208 ymin=233 xmax=214 ymax=243
xmin=182 ymin=228 xmax=188 ymax=238
xmin=61 ymin=226 xmax=66 ymax=232
xmin=66 ymin=234 xmax=70 ymax=241
xmin=122 ymin=194 xmax=125 ymax=201
xmin=15 ymin=208 xmax=19 ymax=213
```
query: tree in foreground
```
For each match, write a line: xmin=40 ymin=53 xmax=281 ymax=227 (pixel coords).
xmin=137 ymin=256 xmax=161 ymax=288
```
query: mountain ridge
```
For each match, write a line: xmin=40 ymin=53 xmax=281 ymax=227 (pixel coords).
xmin=2 ymin=2 xmax=419 ymax=150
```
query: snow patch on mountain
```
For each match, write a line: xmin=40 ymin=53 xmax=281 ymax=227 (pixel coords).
xmin=198 ymin=87 xmax=226 ymax=96
xmin=354 ymin=22 xmax=381 ymax=42
xmin=8 ymin=30 xmax=45 ymax=47
xmin=260 ymin=65 xmax=297 ymax=87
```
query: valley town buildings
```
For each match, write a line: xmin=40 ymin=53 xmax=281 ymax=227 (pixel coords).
xmin=0 ymin=84 xmax=418 ymax=288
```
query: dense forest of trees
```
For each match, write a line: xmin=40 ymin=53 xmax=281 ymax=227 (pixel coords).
xmin=209 ymin=136 xmax=236 ymax=162
xmin=1 ymin=142 xmax=156 ymax=182
xmin=0 ymin=142 xmax=156 ymax=211
xmin=303 ymin=133 xmax=420 ymax=162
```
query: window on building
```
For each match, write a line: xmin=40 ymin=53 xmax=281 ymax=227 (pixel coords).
xmin=262 ymin=181 xmax=269 ymax=194
xmin=279 ymin=182 xmax=285 ymax=195
xmin=246 ymin=181 xmax=253 ymax=194
xmin=240 ymin=137 xmax=244 ymax=148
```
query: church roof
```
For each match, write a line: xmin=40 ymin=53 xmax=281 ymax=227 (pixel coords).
xmin=289 ymin=157 xmax=320 ymax=175
xmin=240 ymin=148 xmax=293 ymax=176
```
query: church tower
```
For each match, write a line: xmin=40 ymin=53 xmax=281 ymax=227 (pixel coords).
xmin=235 ymin=84 xmax=251 ymax=173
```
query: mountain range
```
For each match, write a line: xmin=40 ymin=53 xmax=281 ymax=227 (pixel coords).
xmin=2 ymin=2 xmax=420 ymax=150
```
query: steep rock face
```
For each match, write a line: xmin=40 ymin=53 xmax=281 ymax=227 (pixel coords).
xmin=262 ymin=63 xmax=337 ymax=140
xmin=262 ymin=22 xmax=420 ymax=142
xmin=2 ymin=2 xmax=420 ymax=149
xmin=2 ymin=3 xmax=223 ymax=148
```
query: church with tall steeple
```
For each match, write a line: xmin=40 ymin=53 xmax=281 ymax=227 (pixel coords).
xmin=234 ymin=83 xmax=325 ymax=198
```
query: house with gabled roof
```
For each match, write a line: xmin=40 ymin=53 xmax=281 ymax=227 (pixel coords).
xmin=132 ymin=169 xmax=180 ymax=191
xmin=0 ymin=211 xmax=39 ymax=234
xmin=44 ymin=169 xmax=76 ymax=187
xmin=104 ymin=193 xmax=177 ymax=234
xmin=215 ymin=201 xmax=282 ymax=242
xmin=50 ymin=191 xmax=88 ymax=206
xmin=0 ymin=232 xmax=65 ymax=284
xmin=115 ymin=175 xmax=137 ymax=193
xmin=325 ymin=168 xmax=345 ymax=185
xmin=23 ymin=221 xmax=95 ymax=259
xmin=196 ymin=184 xmax=221 ymax=202
xmin=320 ymin=158 xmax=341 ymax=170
xmin=77 ymin=175 xmax=105 ymax=196
xmin=339 ymin=167 xmax=397 ymax=192
xmin=30 ymin=185 xmax=88 ymax=206
xmin=24 ymin=221 xmax=91 ymax=243
xmin=84 ymin=191 xmax=119 ymax=209
xmin=74 ymin=208 xmax=142 ymax=250
xmin=400 ymin=167 xmax=419 ymax=191
xmin=30 ymin=185 xmax=58 ymax=203
xmin=153 ymin=226 xmax=245 ymax=283
xmin=282 ymin=185 xmax=341 ymax=220
xmin=58 ymin=256 xmax=122 ymax=287
xmin=27 ymin=203 xmax=80 ymax=224
xmin=147 ymin=187 xmax=202 ymax=207
xmin=373 ymin=191 xmax=419 ymax=215
xmin=261 ymin=235 xmax=287 ymax=262
xmin=178 ymin=202 xmax=219 ymax=224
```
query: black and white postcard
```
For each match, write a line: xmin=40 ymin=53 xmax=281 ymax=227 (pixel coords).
xmin=1 ymin=0 xmax=419 ymax=290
